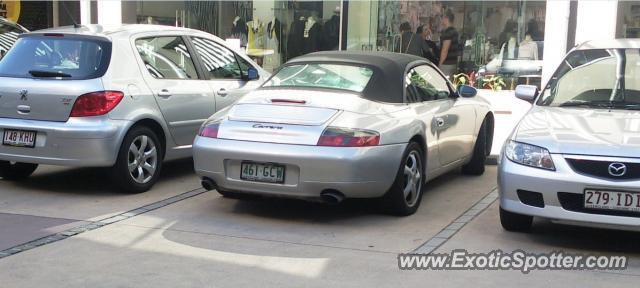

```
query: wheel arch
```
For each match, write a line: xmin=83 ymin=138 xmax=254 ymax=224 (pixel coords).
xmin=129 ymin=118 xmax=169 ymax=158
xmin=409 ymin=134 xmax=427 ymax=176
xmin=483 ymin=112 xmax=495 ymax=156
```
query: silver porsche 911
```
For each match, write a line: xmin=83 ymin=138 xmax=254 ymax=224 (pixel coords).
xmin=194 ymin=51 xmax=493 ymax=215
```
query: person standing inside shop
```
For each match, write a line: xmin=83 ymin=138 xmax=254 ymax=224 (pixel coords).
xmin=398 ymin=22 xmax=421 ymax=57
xmin=439 ymin=9 xmax=460 ymax=77
xmin=416 ymin=24 xmax=439 ymax=64
xmin=399 ymin=22 xmax=436 ymax=62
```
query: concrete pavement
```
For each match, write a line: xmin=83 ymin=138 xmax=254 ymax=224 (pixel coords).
xmin=0 ymin=163 xmax=638 ymax=287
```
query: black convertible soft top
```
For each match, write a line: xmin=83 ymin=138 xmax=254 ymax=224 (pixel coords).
xmin=284 ymin=51 xmax=431 ymax=103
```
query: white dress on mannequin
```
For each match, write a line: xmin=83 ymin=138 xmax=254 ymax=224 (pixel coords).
xmin=507 ymin=37 xmax=517 ymax=59
xmin=518 ymin=36 xmax=538 ymax=60
xmin=264 ymin=18 xmax=281 ymax=72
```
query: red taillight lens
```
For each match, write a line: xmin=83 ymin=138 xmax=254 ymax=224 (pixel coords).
xmin=317 ymin=127 xmax=380 ymax=147
xmin=70 ymin=91 xmax=124 ymax=117
xmin=199 ymin=122 xmax=220 ymax=138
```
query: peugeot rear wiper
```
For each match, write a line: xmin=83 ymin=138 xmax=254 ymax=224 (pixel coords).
xmin=28 ymin=70 xmax=72 ymax=78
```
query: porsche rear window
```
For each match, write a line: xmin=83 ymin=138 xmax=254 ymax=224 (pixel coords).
xmin=264 ymin=64 xmax=374 ymax=93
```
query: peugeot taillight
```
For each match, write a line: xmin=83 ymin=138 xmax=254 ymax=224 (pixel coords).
xmin=317 ymin=127 xmax=380 ymax=147
xmin=69 ymin=91 xmax=124 ymax=117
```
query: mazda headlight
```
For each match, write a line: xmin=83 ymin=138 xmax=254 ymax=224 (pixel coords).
xmin=505 ymin=141 xmax=555 ymax=170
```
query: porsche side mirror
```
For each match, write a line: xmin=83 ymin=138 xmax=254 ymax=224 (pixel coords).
xmin=246 ymin=67 xmax=259 ymax=81
xmin=457 ymin=85 xmax=477 ymax=98
xmin=515 ymin=85 xmax=538 ymax=103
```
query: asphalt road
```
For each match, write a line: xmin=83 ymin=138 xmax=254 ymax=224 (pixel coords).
xmin=0 ymin=162 xmax=638 ymax=287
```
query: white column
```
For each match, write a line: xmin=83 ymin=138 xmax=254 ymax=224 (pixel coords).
xmin=52 ymin=0 xmax=59 ymax=27
xmin=80 ymin=0 xmax=91 ymax=25
xmin=575 ymin=0 xmax=618 ymax=44
xmin=541 ymin=0 xmax=570 ymax=86
xmin=97 ymin=0 xmax=123 ymax=26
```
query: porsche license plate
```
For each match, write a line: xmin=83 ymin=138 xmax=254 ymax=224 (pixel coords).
xmin=240 ymin=162 xmax=285 ymax=184
xmin=584 ymin=189 xmax=640 ymax=213
xmin=2 ymin=129 xmax=37 ymax=148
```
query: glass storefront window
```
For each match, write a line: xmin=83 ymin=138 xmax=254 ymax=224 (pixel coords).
xmin=133 ymin=1 xmax=343 ymax=73
xmin=129 ymin=0 xmax=546 ymax=90
xmin=618 ymin=1 xmax=640 ymax=38
xmin=373 ymin=1 xmax=546 ymax=90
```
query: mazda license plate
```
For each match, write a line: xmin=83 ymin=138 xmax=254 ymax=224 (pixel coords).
xmin=584 ymin=189 xmax=640 ymax=213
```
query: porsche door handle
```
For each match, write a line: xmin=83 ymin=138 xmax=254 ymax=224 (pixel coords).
xmin=435 ymin=117 xmax=445 ymax=127
xmin=217 ymin=88 xmax=228 ymax=96
xmin=158 ymin=89 xmax=172 ymax=98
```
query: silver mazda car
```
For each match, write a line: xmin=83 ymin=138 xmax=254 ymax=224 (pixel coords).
xmin=0 ymin=24 xmax=267 ymax=192
xmin=194 ymin=52 xmax=493 ymax=215
xmin=500 ymin=39 xmax=640 ymax=231
xmin=0 ymin=17 xmax=28 ymax=59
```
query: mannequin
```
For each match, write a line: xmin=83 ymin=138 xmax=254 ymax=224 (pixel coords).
xmin=507 ymin=36 xmax=517 ymax=59
xmin=246 ymin=19 xmax=265 ymax=50
xmin=230 ymin=16 xmax=247 ymax=47
xmin=499 ymin=35 xmax=517 ymax=60
xmin=267 ymin=17 xmax=281 ymax=44
xmin=518 ymin=34 xmax=538 ymax=60
xmin=265 ymin=17 xmax=282 ymax=71
xmin=323 ymin=7 xmax=341 ymax=50
xmin=303 ymin=15 xmax=321 ymax=54
xmin=303 ymin=16 xmax=317 ymax=39
xmin=288 ymin=16 xmax=306 ymax=59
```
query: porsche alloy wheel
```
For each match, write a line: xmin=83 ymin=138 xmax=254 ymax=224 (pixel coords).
xmin=381 ymin=141 xmax=424 ymax=216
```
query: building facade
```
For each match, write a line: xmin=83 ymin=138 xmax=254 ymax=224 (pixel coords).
xmin=2 ymin=0 xmax=636 ymax=91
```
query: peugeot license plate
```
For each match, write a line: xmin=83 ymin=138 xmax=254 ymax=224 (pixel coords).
xmin=240 ymin=161 xmax=285 ymax=184
xmin=2 ymin=129 xmax=37 ymax=148
xmin=584 ymin=189 xmax=640 ymax=213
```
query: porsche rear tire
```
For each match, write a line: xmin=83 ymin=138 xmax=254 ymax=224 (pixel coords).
xmin=462 ymin=119 xmax=488 ymax=175
xmin=379 ymin=142 xmax=424 ymax=216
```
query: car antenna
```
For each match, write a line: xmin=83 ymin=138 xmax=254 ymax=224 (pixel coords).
xmin=60 ymin=1 xmax=82 ymax=29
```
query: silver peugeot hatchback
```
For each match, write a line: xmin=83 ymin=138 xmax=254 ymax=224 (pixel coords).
xmin=0 ymin=24 xmax=267 ymax=192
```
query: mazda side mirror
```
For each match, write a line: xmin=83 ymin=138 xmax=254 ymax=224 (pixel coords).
xmin=246 ymin=67 xmax=259 ymax=81
xmin=457 ymin=85 xmax=477 ymax=98
xmin=515 ymin=85 xmax=538 ymax=103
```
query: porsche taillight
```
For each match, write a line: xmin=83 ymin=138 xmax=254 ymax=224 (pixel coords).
xmin=317 ymin=127 xmax=380 ymax=147
xmin=198 ymin=122 xmax=220 ymax=138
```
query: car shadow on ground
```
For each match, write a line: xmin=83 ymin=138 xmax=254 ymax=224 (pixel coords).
xmin=5 ymin=158 xmax=197 ymax=195
xmin=526 ymin=220 xmax=640 ymax=255
xmin=224 ymin=169 xmax=472 ymax=222
xmin=156 ymin=169 xmax=488 ymax=257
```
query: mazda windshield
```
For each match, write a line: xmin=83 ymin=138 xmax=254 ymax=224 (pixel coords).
xmin=538 ymin=48 xmax=640 ymax=110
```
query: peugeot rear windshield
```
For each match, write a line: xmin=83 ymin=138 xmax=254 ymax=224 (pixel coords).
xmin=263 ymin=63 xmax=374 ymax=93
xmin=0 ymin=35 xmax=111 ymax=80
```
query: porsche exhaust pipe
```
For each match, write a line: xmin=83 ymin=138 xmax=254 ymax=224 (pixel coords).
xmin=201 ymin=177 xmax=217 ymax=191
xmin=320 ymin=190 xmax=345 ymax=204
